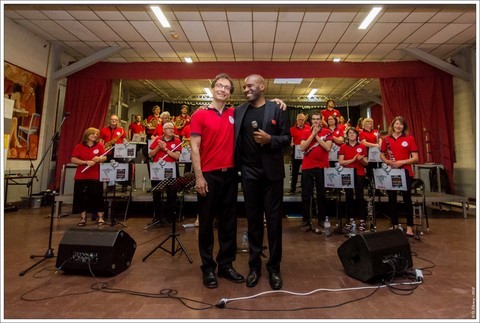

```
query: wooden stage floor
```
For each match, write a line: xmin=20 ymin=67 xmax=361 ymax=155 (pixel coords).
xmin=2 ymin=203 xmax=477 ymax=320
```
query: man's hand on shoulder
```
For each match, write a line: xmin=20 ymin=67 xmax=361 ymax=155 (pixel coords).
xmin=271 ymin=98 xmax=287 ymax=111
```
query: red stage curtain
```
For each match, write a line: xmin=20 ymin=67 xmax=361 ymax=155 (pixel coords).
xmin=370 ymin=104 xmax=384 ymax=130
xmin=54 ymin=78 xmax=111 ymax=189
xmin=380 ymin=76 xmax=454 ymax=192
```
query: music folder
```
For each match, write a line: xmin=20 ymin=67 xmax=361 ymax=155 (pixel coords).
xmin=324 ymin=166 xmax=355 ymax=189
xmin=373 ymin=166 xmax=407 ymax=191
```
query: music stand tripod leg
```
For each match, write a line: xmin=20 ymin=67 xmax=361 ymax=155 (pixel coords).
xmin=143 ymin=178 xmax=194 ymax=263
xmin=326 ymin=189 xmax=343 ymax=237
xmin=108 ymin=182 xmax=127 ymax=228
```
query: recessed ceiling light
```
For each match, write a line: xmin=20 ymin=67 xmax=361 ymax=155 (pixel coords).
xmin=333 ymin=58 xmax=341 ymax=62
xmin=359 ymin=7 xmax=382 ymax=30
xmin=184 ymin=57 xmax=193 ymax=63
xmin=274 ymin=78 xmax=303 ymax=84
xmin=151 ymin=6 xmax=171 ymax=28
xmin=204 ymin=87 xmax=213 ymax=97
xmin=307 ymin=89 xmax=318 ymax=98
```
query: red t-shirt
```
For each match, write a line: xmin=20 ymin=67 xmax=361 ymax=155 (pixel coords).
xmin=359 ymin=129 xmax=379 ymax=144
xmin=190 ymin=107 xmax=235 ymax=172
xmin=128 ymin=122 xmax=145 ymax=136
xmin=150 ymin=136 xmax=182 ymax=162
xmin=380 ymin=134 xmax=418 ymax=177
xmin=72 ymin=142 xmax=106 ymax=180
xmin=290 ymin=124 xmax=311 ymax=145
xmin=146 ymin=115 xmax=162 ymax=135
xmin=301 ymin=127 xmax=332 ymax=170
xmin=339 ymin=142 xmax=367 ymax=176
xmin=182 ymin=124 xmax=191 ymax=139
xmin=321 ymin=108 xmax=341 ymax=121
xmin=152 ymin=124 xmax=163 ymax=137
xmin=99 ymin=126 xmax=126 ymax=145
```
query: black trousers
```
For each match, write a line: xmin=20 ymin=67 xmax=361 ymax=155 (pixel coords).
xmin=197 ymin=168 xmax=238 ymax=273
xmin=344 ymin=175 xmax=366 ymax=221
xmin=72 ymin=180 xmax=104 ymax=214
xmin=290 ymin=152 xmax=302 ymax=192
xmin=387 ymin=174 xmax=413 ymax=226
xmin=151 ymin=180 xmax=177 ymax=221
xmin=241 ymin=164 xmax=283 ymax=274
xmin=301 ymin=168 xmax=328 ymax=223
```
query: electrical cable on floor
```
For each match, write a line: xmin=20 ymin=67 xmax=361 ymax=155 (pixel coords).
xmin=20 ymin=251 xmax=432 ymax=311
xmin=215 ymin=280 xmax=422 ymax=311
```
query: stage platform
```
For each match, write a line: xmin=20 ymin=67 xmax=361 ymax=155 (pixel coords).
xmin=53 ymin=188 xmax=471 ymax=219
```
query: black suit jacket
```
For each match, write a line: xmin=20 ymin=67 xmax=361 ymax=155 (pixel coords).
xmin=234 ymin=101 xmax=291 ymax=181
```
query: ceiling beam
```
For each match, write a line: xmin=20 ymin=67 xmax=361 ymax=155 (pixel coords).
xmin=402 ymin=48 xmax=471 ymax=81
xmin=53 ymin=46 xmax=122 ymax=80
xmin=356 ymin=90 xmax=383 ymax=105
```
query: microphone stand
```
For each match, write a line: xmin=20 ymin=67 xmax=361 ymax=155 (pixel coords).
xmin=19 ymin=113 xmax=69 ymax=277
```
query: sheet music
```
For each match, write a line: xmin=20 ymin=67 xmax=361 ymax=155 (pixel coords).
xmin=373 ymin=166 xmax=407 ymax=191
xmin=99 ymin=163 xmax=129 ymax=182
xmin=324 ymin=166 xmax=355 ymax=189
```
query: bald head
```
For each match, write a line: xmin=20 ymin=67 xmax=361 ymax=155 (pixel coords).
xmin=242 ymin=74 xmax=266 ymax=106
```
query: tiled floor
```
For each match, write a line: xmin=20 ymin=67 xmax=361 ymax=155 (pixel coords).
xmin=2 ymin=201 xmax=477 ymax=320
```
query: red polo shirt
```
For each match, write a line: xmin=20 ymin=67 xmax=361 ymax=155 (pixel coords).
xmin=72 ymin=142 xmax=106 ymax=180
xmin=190 ymin=107 xmax=235 ymax=172
xmin=339 ymin=142 xmax=367 ymax=176
xmin=380 ymin=134 xmax=418 ymax=176
xmin=301 ymin=127 xmax=332 ymax=170
xmin=150 ymin=136 xmax=182 ymax=162
xmin=290 ymin=124 xmax=311 ymax=145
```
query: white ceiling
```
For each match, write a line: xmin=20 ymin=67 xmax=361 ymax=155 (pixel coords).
xmin=4 ymin=2 xmax=477 ymax=107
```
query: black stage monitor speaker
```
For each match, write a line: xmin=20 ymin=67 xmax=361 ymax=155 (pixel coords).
xmin=337 ymin=229 xmax=413 ymax=283
xmin=56 ymin=228 xmax=137 ymax=276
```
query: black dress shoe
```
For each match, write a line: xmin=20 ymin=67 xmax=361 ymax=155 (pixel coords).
xmin=246 ymin=270 xmax=261 ymax=288
xmin=269 ymin=272 xmax=282 ymax=290
xmin=218 ymin=267 xmax=245 ymax=283
xmin=203 ymin=271 xmax=218 ymax=289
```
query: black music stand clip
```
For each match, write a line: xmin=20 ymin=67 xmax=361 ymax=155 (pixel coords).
xmin=142 ymin=177 xmax=195 ymax=263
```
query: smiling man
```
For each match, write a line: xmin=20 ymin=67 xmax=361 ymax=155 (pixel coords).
xmin=234 ymin=74 xmax=290 ymax=290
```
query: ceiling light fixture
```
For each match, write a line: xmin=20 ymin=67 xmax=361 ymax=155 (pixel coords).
xmin=274 ymin=78 xmax=303 ymax=84
xmin=151 ymin=6 xmax=171 ymax=28
xmin=307 ymin=89 xmax=318 ymax=99
xmin=184 ymin=57 xmax=193 ymax=63
xmin=359 ymin=7 xmax=382 ymax=30
xmin=204 ymin=87 xmax=213 ymax=98
xmin=333 ymin=58 xmax=341 ymax=62
xmin=170 ymin=31 xmax=178 ymax=39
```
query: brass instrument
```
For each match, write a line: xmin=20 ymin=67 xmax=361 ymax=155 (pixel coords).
xmin=174 ymin=116 xmax=186 ymax=130
xmin=143 ymin=116 xmax=160 ymax=130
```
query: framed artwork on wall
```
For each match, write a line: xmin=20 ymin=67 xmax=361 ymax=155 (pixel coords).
xmin=4 ymin=62 xmax=46 ymax=160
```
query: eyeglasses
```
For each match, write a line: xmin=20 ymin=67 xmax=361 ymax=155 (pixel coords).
xmin=311 ymin=117 xmax=321 ymax=120
xmin=163 ymin=127 xmax=174 ymax=130
xmin=215 ymin=83 xmax=231 ymax=91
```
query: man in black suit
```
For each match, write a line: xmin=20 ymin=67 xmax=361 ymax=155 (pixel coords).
xmin=234 ymin=74 xmax=290 ymax=290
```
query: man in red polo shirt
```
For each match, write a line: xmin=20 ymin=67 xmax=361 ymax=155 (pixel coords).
xmin=321 ymin=99 xmax=341 ymax=127
xmin=300 ymin=111 xmax=333 ymax=231
xmin=289 ymin=113 xmax=310 ymax=194
xmin=148 ymin=122 xmax=181 ymax=227
xmin=190 ymin=73 xmax=244 ymax=289
xmin=99 ymin=114 xmax=127 ymax=161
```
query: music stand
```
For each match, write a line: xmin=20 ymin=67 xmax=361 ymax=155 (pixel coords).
xmin=142 ymin=177 xmax=195 ymax=263
xmin=100 ymin=162 xmax=129 ymax=228
xmin=323 ymin=166 xmax=355 ymax=237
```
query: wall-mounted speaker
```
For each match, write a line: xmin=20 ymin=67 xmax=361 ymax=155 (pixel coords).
xmin=56 ymin=228 xmax=136 ymax=276
xmin=337 ymin=229 xmax=413 ymax=283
